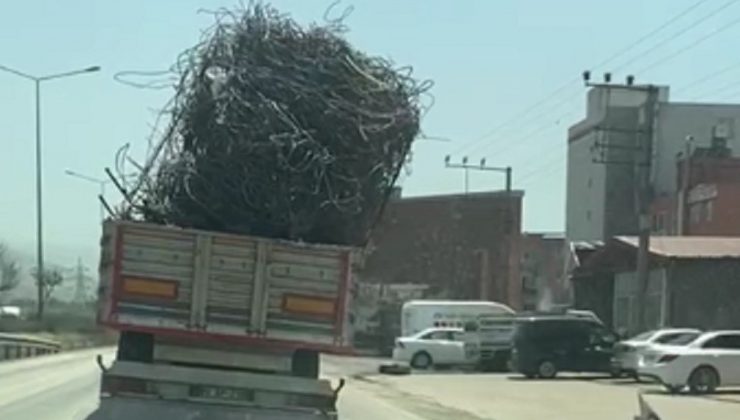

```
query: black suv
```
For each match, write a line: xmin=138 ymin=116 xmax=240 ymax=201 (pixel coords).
xmin=510 ymin=316 xmax=618 ymax=378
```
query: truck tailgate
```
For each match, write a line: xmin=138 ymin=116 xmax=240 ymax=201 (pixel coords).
xmin=99 ymin=221 xmax=354 ymax=352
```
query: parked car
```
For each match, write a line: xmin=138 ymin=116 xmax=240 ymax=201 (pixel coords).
xmin=613 ymin=328 xmax=701 ymax=379
xmin=392 ymin=327 xmax=479 ymax=369
xmin=510 ymin=316 xmax=618 ymax=378
xmin=638 ymin=330 xmax=740 ymax=394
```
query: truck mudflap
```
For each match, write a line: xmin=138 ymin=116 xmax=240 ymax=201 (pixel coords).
xmin=633 ymin=392 xmax=661 ymax=420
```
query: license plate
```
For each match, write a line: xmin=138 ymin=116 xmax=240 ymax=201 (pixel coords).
xmin=190 ymin=385 xmax=254 ymax=402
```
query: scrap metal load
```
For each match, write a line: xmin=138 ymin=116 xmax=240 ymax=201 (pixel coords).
xmin=128 ymin=4 xmax=430 ymax=246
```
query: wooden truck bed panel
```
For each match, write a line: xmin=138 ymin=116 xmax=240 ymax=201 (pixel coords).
xmin=99 ymin=221 xmax=354 ymax=353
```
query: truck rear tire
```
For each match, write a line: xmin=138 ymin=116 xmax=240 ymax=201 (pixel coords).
xmin=292 ymin=349 xmax=319 ymax=378
xmin=117 ymin=331 xmax=154 ymax=363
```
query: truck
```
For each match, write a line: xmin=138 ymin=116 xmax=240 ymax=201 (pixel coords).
xmin=400 ymin=300 xmax=515 ymax=337
xmin=90 ymin=220 xmax=356 ymax=419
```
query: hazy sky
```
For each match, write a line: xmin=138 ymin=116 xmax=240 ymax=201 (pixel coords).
xmin=2 ymin=0 xmax=739 ymax=269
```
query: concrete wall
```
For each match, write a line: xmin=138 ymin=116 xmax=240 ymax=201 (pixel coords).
xmin=567 ymin=106 xmax=640 ymax=242
xmin=566 ymin=131 xmax=607 ymax=241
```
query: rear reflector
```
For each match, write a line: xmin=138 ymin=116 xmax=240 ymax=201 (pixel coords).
xmin=123 ymin=277 xmax=178 ymax=299
xmin=658 ymin=354 xmax=680 ymax=363
xmin=282 ymin=294 xmax=336 ymax=318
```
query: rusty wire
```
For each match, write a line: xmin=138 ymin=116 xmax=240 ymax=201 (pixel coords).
xmin=118 ymin=3 xmax=431 ymax=246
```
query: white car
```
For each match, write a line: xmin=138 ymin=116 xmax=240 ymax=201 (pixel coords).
xmin=392 ymin=327 xmax=479 ymax=369
xmin=613 ymin=328 xmax=701 ymax=378
xmin=638 ymin=330 xmax=740 ymax=394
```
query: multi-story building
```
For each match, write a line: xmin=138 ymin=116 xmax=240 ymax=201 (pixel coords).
xmin=566 ymin=84 xmax=740 ymax=242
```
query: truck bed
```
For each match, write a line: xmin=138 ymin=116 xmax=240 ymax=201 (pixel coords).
xmin=98 ymin=221 xmax=355 ymax=353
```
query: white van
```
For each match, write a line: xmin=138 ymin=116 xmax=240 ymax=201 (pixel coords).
xmin=400 ymin=300 xmax=515 ymax=337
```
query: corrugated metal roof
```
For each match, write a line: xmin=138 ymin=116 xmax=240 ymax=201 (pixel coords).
xmin=614 ymin=236 xmax=740 ymax=259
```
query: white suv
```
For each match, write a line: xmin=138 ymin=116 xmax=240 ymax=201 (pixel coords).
xmin=638 ymin=330 xmax=740 ymax=393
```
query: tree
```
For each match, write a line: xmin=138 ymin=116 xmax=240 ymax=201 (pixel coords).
xmin=31 ymin=267 xmax=64 ymax=303
xmin=0 ymin=244 xmax=21 ymax=299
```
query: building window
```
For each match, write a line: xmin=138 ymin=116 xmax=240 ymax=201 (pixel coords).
xmin=587 ymin=178 xmax=593 ymax=188
xmin=586 ymin=210 xmax=592 ymax=221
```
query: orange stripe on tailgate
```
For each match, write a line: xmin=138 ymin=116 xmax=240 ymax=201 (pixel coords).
xmin=123 ymin=277 xmax=178 ymax=299
xmin=282 ymin=294 xmax=336 ymax=318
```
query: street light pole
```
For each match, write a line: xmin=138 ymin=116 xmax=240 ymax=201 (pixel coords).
xmin=0 ymin=63 xmax=100 ymax=320
xmin=64 ymin=169 xmax=109 ymax=221
xmin=35 ymin=80 xmax=43 ymax=320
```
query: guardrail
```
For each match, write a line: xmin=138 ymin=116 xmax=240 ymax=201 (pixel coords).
xmin=0 ymin=332 xmax=62 ymax=361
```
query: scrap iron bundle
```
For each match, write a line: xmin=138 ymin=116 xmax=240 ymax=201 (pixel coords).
xmin=128 ymin=4 xmax=430 ymax=246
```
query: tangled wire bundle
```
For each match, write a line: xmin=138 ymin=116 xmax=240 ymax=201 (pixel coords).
xmin=132 ymin=4 xmax=431 ymax=246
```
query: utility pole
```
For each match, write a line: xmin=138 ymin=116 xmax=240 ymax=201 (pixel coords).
xmin=583 ymin=71 xmax=659 ymax=333
xmin=444 ymin=155 xmax=514 ymax=302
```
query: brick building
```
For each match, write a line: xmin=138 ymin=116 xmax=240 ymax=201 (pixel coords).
xmin=651 ymin=142 xmax=740 ymax=236
xmin=359 ymin=189 xmax=524 ymax=309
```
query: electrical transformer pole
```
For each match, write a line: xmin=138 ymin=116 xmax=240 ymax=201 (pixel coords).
xmin=583 ymin=71 xmax=659 ymax=333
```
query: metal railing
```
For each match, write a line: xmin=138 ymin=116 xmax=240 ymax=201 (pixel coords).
xmin=0 ymin=333 xmax=61 ymax=361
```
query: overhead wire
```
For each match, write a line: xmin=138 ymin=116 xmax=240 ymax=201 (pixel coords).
xmin=450 ymin=0 xmax=716 ymax=158
xmin=517 ymin=154 xmax=567 ymax=187
xmin=612 ymin=0 xmax=737 ymax=74
xmin=688 ymin=77 xmax=740 ymax=101
xmin=635 ymin=9 xmax=740 ymax=75
xmin=489 ymin=0 xmax=740 ymax=184
xmin=675 ymin=58 xmax=740 ymax=95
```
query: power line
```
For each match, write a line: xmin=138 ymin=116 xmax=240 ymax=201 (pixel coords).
xmin=714 ymin=83 xmax=740 ymax=101
xmin=636 ymin=9 xmax=740 ymax=75
xmin=689 ymin=77 xmax=740 ymax=100
xmin=603 ymin=0 xmax=713 ymax=72
xmin=675 ymin=58 xmax=740 ymax=94
xmin=613 ymin=0 xmax=738 ymax=74
xmin=479 ymin=104 xmax=579 ymax=158
xmin=517 ymin=154 xmax=567 ymax=186
xmin=451 ymin=77 xmax=579 ymax=156
xmin=450 ymin=0 xmax=717 ymax=157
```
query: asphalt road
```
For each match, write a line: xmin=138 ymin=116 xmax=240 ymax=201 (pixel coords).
xmin=0 ymin=348 xmax=110 ymax=420
xmin=5 ymin=351 xmax=738 ymax=419
xmin=0 ymin=350 xmax=418 ymax=420
xmin=359 ymin=370 xmax=740 ymax=420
